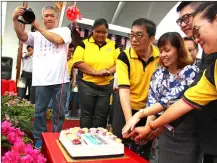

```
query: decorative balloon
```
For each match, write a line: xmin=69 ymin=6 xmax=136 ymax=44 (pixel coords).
xmin=66 ymin=2 xmax=82 ymax=34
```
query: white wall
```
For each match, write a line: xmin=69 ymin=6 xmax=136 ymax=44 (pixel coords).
xmin=2 ymin=2 xmax=21 ymax=81
xmin=2 ymin=2 xmax=7 ymax=35
xmin=2 ymin=2 xmax=33 ymax=81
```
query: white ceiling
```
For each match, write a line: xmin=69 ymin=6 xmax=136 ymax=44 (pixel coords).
xmin=4 ymin=1 xmax=177 ymax=34
xmin=2 ymin=1 xmax=177 ymax=81
xmin=63 ymin=1 xmax=177 ymax=28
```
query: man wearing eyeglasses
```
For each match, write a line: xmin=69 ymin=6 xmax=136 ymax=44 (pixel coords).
xmin=176 ymin=2 xmax=217 ymax=163
xmin=112 ymin=18 xmax=159 ymax=160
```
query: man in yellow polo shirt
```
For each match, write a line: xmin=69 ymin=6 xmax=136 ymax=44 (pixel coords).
xmin=112 ymin=18 xmax=159 ymax=159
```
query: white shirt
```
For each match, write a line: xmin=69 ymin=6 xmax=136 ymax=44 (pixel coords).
xmin=22 ymin=53 xmax=33 ymax=72
xmin=24 ymin=27 xmax=71 ymax=86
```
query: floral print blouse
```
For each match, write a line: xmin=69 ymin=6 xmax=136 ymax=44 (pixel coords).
xmin=146 ymin=65 xmax=199 ymax=110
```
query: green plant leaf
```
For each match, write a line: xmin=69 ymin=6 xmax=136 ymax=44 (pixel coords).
xmin=22 ymin=136 xmax=34 ymax=144
xmin=18 ymin=118 xmax=33 ymax=133
xmin=1 ymin=135 xmax=7 ymax=141
xmin=1 ymin=143 xmax=12 ymax=149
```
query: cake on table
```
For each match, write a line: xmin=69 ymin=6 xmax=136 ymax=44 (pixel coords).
xmin=59 ymin=127 xmax=124 ymax=158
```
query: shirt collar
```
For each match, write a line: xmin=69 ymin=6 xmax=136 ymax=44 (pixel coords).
xmin=88 ymin=36 xmax=110 ymax=43
xmin=130 ymin=45 xmax=159 ymax=59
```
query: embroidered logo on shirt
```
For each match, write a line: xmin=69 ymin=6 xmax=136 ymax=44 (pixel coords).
xmin=107 ymin=48 xmax=112 ymax=52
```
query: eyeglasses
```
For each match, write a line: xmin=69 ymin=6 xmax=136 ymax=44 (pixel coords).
xmin=192 ymin=20 xmax=211 ymax=41
xmin=128 ymin=32 xmax=149 ymax=40
xmin=176 ymin=13 xmax=194 ymax=26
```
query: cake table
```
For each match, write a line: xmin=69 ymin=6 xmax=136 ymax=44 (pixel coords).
xmin=42 ymin=133 xmax=150 ymax=163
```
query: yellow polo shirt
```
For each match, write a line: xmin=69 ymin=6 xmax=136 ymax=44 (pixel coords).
xmin=183 ymin=59 xmax=217 ymax=109
xmin=116 ymin=45 xmax=159 ymax=110
xmin=67 ymin=56 xmax=73 ymax=77
xmin=72 ymin=37 xmax=120 ymax=85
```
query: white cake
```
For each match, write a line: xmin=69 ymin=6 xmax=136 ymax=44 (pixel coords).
xmin=59 ymin=127 xmax=124 ymax=158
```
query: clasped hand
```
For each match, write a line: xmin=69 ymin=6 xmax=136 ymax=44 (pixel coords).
xmin=93 ymin=69 xmax=111 ymax=76
xmin=123 ymin=125 xmax=151 ymax=144
xmin=122 ymin=121 xmax=164 ymax=144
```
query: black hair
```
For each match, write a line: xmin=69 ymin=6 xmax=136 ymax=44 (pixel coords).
xmin=176 ymin=2 xmax=203 ymax=12
xmin=69 ymin=43 xmax=75 ymax=48
xmin=177 ymin=2 xmax=192 ymax=12
xmin=132 ymin=18 xmax=156 ymax=37
xmin=183 ymin=37 xmax=198 ymax=49
xmin=193 ymin=2 xmax=217 ymax=22
xmin=93 ymin=18 xmax=109 ymax=29
xmin=27 ymin=45 xmax=33 ymax=50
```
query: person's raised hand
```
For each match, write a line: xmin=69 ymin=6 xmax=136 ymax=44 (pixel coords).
xmin=13 ymin=7 xmax=25 ymax=21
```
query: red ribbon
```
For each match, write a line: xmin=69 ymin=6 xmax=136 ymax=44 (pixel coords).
xmin=66 ymin=2 xmax=82 ymax=34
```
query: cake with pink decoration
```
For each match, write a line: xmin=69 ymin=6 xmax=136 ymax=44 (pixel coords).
xmin=59 ymin=127 xmax=124 ymax=158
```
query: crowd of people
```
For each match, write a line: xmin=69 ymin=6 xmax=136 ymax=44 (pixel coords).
xmin=12 ymin=1 xmax=217 ymax=163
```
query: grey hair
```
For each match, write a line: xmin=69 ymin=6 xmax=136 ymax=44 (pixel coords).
xmin=41 ymin=5 xmax=59 ymax=18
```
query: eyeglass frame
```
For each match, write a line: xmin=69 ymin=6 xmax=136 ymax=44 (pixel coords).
xmin=176 ymin=12 xmax=194 ymax=26
xmin=128 ymin=32 xmax=150 ymax=41
xmin=192 ymin=20 xmax=211 ymax=41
